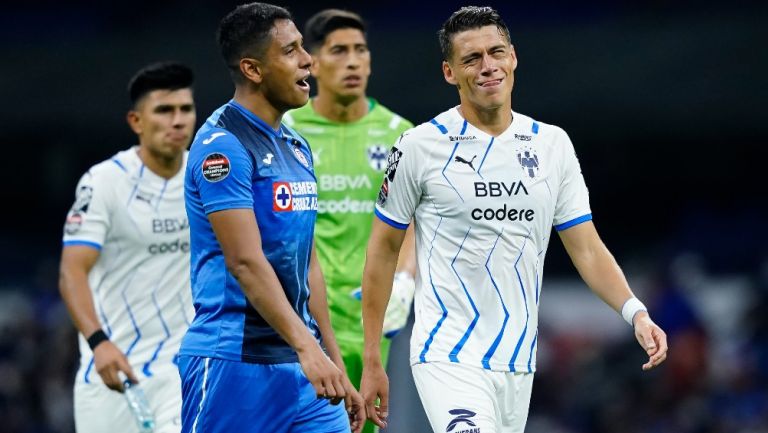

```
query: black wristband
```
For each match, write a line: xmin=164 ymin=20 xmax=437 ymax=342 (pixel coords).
xmin=87 ymin=330 xmax=109 ymax=350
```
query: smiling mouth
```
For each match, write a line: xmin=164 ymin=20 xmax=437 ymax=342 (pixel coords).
xmin=479 ymin=79 xmax=503 ymax=87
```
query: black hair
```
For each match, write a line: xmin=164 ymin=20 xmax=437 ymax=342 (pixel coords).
xmin=438 ymin=6 xmax=511 ymax=61
xmin=217 ymin=2 xmax=293 ymax=79
xmin=127 ymin=62 xmax=194 ymax=105
xmin=303 ymin=9 xmax=366 ymax=53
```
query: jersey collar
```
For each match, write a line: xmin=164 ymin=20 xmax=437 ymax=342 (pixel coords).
xmin=229 ymin=100 xmax=291 ymax=140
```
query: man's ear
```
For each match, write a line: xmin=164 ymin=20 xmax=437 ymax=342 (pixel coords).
xmin=309 ymin=54 xmax=320 ymax=77
xmin=240 ymin=58 xmax=264 ymax=84
xmin=442 ymin=60 xmax=457 ymax=86
xmin=126 ymin=110 xmax=142 ymax=135
xmin=510 ymin=44 xmax=518 ymax=71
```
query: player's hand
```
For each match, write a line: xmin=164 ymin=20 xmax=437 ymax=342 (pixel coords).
xmin=93 ymin=341 xmax=138 ymax=392
xmin=360 ymin=362 xmax=389 ymax=429
xmin=297 ymin=343 xmax=347 ymax=402
xmin=342 ymin=376 xmax=365 ymax=433
xmin=633 ymin=311 xmax=668 ymax=371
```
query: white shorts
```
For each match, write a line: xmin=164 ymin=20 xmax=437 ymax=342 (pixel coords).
xmin=412 ymin=362 xmax=533 ymax=433
xmin=74 ymin=366 xmax=181 ymax=433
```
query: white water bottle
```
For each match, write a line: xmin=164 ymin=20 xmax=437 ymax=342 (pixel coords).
xmin=123 ymin=381 xmax=155 ymax=433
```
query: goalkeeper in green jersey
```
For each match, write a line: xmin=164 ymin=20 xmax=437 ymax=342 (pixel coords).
xmin=284 ymin=9 xmax=416 ymax=432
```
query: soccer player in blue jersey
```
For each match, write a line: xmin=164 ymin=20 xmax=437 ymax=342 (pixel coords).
xmin=179 ymin=3 xmax=363 ymax=433
xmin=58 ymin=62 xmax=196 ymax=433
xmin=360 ymin=6 xmax=669 ymax=433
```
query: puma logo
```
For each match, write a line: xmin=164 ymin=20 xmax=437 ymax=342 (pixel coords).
xmin=263 ymin=153 xmax=274 ymax=165
xmin=454 ymin=154 xmax=477 ymax=171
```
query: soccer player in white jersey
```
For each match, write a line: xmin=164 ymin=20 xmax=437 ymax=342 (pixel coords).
xmin=58 ymin=62 xmax=196 ymax=433
xmin=360 ymin=6 xmax=668 ymax=433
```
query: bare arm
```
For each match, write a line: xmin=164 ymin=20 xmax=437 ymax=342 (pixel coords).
xmin=360 ymin=217 xmax=408 ymax=428
xmin=59 ymin=245 xmax=137 ymax=391
xmin=209 ymin=208 xmax=346 ymax=399
xmin=394 ymin=223 xmax=417 ymax=277
xmin=558 ymin=221 xmax=668 ymax=370
xmin=307 ymin=243 xmax=364 ymax=432
xmin=307 ymin=243 xmax=344 ymax=369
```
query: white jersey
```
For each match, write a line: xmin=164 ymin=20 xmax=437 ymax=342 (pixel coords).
xmin=63 ymin=147 xmax=194 ymax=384
xmin=375 ymin=107 xmax=591 ymax=372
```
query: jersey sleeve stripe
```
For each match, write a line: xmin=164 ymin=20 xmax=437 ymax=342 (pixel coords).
xmin=429 ymin=118 xmax=448 ymax=134
xmin=374 ymin=208 xmax=409 ymax=230
xmin=112 ymin=159 xmax=127 ymax=172
xmin=554 ymin=213 xmax=592 ymax=231
xmin=63 ymin=240 xmax=102 ymax=250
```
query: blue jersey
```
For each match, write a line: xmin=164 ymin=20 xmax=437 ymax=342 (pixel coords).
xmin=181 ymin=101 xmax=321 ymax=364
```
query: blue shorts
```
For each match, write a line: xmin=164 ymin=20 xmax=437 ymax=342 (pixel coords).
xmin=178 ymin=355 xmax=350 ymax=433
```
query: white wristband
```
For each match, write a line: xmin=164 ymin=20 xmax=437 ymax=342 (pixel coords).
xmin=621 ymin=297 xmax=647 ymax=327
xmin=394 ymin=271 xmax=414 ymax=284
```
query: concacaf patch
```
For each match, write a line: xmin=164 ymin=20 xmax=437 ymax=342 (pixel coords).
xmin=202 ymin=153 xmax=231 ymax=182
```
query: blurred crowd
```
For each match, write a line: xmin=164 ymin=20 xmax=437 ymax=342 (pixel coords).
xmin=1 ymin=252 xmax=766 ymax=433
xmin=528 ymin=254 xmax=768 ymax=433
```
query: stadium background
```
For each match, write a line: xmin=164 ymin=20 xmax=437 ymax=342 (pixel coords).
xmin=1 ymin=0 xmax=766 ymax=432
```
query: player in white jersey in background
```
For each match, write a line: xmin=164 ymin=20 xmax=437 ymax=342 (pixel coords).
xmin=360 ymin=6 xmax=668 ymax=433
xmin=58 ymin=62 xmax=196 ymax=433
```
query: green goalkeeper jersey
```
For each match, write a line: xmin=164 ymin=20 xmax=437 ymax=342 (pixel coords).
xmin=285 ymin=98 xmax=413 ymax=339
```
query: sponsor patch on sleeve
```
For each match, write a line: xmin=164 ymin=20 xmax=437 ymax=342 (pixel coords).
xmin=377 ymin=177 xmax=389 ymax=206
xmin=71 ymin=185 xmax=93 ymax=213
xmin=385 ymin=147 xmax=403 ymax=182
xmin=64 ymin=212 xmax=83 ymax=234
xmin=202 ymin=153 xmax=231 ymax=182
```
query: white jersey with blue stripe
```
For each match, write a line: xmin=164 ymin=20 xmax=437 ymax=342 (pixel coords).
xmin=62 ymin=147 xmax=194 ymax=383
xmin=374 ymin=107 xmax=591 ymax=372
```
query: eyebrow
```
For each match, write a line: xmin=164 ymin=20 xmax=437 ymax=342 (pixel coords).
xmin=281 ymin=39 xmax=302 ymax=50
xmin=154 ymin=103 xmax=194 ymax=111
xmin=330 ymin=42 xmax=367 ymax=49
xmin=459 ymin=44 xmax=507 ymax=62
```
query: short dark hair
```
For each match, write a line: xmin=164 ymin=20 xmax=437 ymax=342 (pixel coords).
xmin=127 ymin=62 xmax=194 ymax=105
xmin=303 ymin=9 xmax=366 ymax=53
xmin=217 ymin=2 xmax=292 ymax=78
xmin=438 ymin=6 xmax=511 ymax=61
